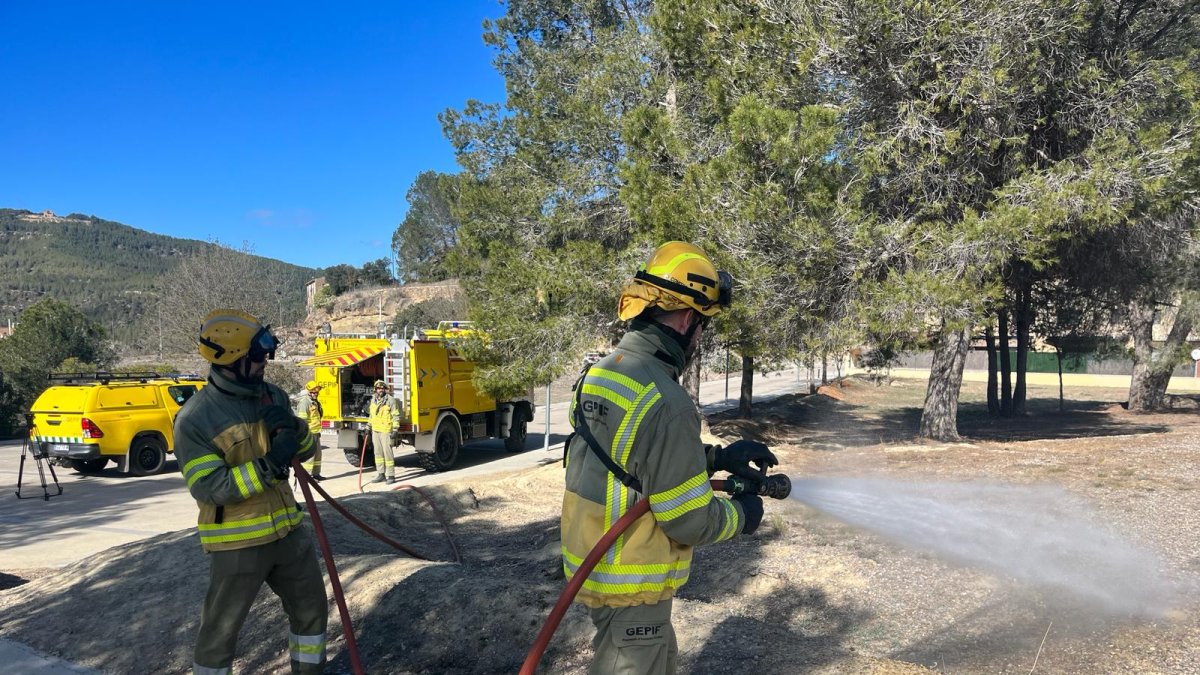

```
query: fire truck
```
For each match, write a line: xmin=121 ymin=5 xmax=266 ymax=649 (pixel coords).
xmin=300 ymin=321 xmax=534 ymax=472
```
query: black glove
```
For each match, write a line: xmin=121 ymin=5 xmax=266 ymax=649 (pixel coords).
xmin=733 ymin=493 xmax=764 ymax=535
xmin=714 ymin=439 xmax=779 ymax=480
xmin=265 ymin=427 xmax=300 ymax=472
xmin=260 ymin=405 xmax=296 ymax=436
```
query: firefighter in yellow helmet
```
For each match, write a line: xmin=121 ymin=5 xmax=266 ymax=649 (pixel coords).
xmin=369 ymin=379 xmax=402 ymax=484
xmin=175 ymin=309 xmax=328 ymax=674
xmin=562 ymin=242 xmax=777 ymax=674
xmin=295 ymin=380 xmax=325 ymax=480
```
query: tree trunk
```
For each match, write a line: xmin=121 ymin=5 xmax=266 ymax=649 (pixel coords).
xmin=1013 ymin=286 xmax=1032 ymax=415
xmin=738 ymin=355 xmax=754 ymax=418
xmin=1055 ymin=347 xmax=1064 ymax=413
xmin=1127 ymin=300 xmax=1156 ymax=411
xmin=919 ymin=325 xmax=972 ymax=441
xmin=998 ymin=308 xmax=1012 ymax=416
xmin=985 ymin=325 xmax=999 ymax=417
xmin=1128 ymin=299 xmax=1194 ymax=411
xmin=821 ymin=353 xmax=828 ymax=384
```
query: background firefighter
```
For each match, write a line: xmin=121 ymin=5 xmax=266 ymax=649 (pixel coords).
xmin=369 ymin=379 xmax=401 ymax=484
xmin=561 ymin=241 xmax=779 ymax=675
xmin=295 ymin=380 xmax=325 ymax=480
xmin=174 ymin=308 xmax=328 ymax=675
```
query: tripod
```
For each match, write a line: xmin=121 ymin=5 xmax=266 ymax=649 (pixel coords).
xmin=15 ymin=415 xmax=62 ymax=501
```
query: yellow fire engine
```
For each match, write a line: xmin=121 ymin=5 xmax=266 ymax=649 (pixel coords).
xmin=299 ymin=321 xmax=534 ymax=472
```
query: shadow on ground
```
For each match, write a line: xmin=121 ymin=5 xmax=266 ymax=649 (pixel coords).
xmin=710 ymin=382 xmax=1175 ymax=450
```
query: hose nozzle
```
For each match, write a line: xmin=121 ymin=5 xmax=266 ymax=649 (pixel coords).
xmin=722 ymin=474 xmax=791 ymax=500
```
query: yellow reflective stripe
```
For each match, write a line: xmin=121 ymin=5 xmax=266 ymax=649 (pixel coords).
xmin=562 ymin=546 xmax=691 ymax=594
xmin=198 ymin=507 xmax=303 ymax=544
xmin=613 ymin=390 xmax=660 ymax=466
xmin=604 ymin=384 xmax=660 ymax=565
xmin=715 ymin=498 xmax=739 ymax=542
xmin=649 ymin=471 xmax=713 ymax=522
xmin=648 ymin=252 xmax=705 ymax=277
xmin=246 ymin=462 xmax=264 ymax=495
xmin=298 ymin=431 xmax=314 ymax=455
xmin=587 ymin=367 xmax=646 ymax=395
xmin=581 ymin=383 xmax=632 ymax=410
xmin=289 ymin=632 xmax=325 ymax=664
xmin=184 ymin=454 xmax=226 ymax=487
xmin=232 ymin=465 xmax=251 ymax=498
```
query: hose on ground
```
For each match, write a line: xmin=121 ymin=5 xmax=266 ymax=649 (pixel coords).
xmin=293 ymin=460 xmax=366 ymax=675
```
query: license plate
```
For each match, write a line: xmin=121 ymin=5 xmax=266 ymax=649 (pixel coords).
xmin=50 ymin=444 xmax=70 ymax=454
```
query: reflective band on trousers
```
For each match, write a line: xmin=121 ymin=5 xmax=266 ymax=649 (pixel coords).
xmin=562 ymin=546 xmax=689 ymax=594
xmin=289 ymin=632 xmax=326 ymax=665
xmin=193 ymin=664 xmax=231 ymax=675
xmin=198 ymin=507 xmax=303 ymax=545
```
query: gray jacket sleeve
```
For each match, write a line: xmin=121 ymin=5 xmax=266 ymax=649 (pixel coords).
xmin=633 ymin=402 xmax=743 ymax=546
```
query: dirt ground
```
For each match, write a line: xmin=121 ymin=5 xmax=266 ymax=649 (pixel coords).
xmin=2 ymin=375 xmax=1199 ymax=674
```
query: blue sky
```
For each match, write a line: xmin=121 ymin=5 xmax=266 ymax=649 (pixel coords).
xmin=0 ymin=2 xmax=506 ymax=270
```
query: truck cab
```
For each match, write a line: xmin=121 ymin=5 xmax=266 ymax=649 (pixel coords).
xmin=301 ymin=322 xmax=534 ymax=472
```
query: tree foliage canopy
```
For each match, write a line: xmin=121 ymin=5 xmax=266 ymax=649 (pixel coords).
xmin=0 ymin=299 xmax=113 ymax=435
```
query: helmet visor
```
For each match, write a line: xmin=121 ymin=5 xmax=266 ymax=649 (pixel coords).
xmin=717 ymin=271 xmax=733 ymax=309
xmin=248 ymin=326 xmax=280 ymax=362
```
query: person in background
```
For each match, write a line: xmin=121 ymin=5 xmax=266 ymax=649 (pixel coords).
xmin=369 ymin=379 xmax=401 ymax=484
xmin=295 ymin=380 xmax=325 ymax=480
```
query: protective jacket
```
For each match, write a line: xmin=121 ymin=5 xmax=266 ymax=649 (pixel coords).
xmin=562 ymin=319 xmax=744 ymax=608
xmin=295 ymin=394 xmax=323 ymax=435
xmin=369 ymin=394 xmax=401 ymax=433
xmin=174 ymin=367 xmax=316 ymax=553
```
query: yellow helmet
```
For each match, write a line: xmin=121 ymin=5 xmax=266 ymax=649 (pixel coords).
xmin=197 ymin=309 xmax=280 ymax=366
xmin=617 ymin=242 xmax=733 ymax=321
xmin=305 ymin=380 xmax=321 ymax=393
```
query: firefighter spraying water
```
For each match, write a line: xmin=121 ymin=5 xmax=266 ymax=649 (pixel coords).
xmin=530 ymin=241 xmax=790 ymax=675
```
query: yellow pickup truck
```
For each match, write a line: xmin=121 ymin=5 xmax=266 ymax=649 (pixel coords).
xmin=29 ymin=372 xmax=206 ymax=476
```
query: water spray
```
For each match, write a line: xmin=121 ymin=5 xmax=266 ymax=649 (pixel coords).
xmin=790 ymin=476 xmax=1178 ymax=616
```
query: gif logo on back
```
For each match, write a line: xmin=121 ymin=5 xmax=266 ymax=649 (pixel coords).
xmin=581 ymin=400 xmax=609 ymax=418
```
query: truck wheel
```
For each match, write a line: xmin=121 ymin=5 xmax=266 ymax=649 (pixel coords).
xmin=504 ymin=405 xmax=530 ymax=453
xmin=71 ymin=458 xmax=108 ymax=474
xmin=345 ymin=434 xmax=377 ymax=468
xmin=421 ymin=422 xmax=460 ymax=472
xmin=129 ymin=436 xmax=166 ymax=476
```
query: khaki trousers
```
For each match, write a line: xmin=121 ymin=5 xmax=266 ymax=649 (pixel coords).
xmin=304 ymin=442 xmax=323 ymax=474
xmin=371 ymin=430 xmax=395 ymax=478
xmin=193 ymin=525 xmax=328 ymax=675
xmin=589 ymin=599 xmax=677 ymax=675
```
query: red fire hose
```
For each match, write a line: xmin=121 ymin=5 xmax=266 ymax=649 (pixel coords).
xmin=518 ymin=479 xmax=731 ymax=675
xmin=292 ymin=459 xmax=462 ymax=674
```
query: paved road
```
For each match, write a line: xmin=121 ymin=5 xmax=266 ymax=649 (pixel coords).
xmin=0 ymin=367 xmax=810 ymax=570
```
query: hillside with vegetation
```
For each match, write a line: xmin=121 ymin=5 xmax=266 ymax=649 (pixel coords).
xmin=0 ymin=208 xmax=316 ymax=337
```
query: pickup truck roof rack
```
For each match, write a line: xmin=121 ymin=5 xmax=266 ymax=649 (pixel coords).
xmin=47 ymin=371 xmax=203 ymax=385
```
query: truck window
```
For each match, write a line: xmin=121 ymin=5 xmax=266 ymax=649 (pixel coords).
xmin=97 ymin=385 xmax=159 ymax=409
xmin=168 ymin=385 xmax=199 ymax=406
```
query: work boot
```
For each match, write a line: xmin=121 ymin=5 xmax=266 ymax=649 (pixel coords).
xmin=310 ymin=473 xmax=326 ymax=482
xmin=386 ymin=477 xmax=398 ymax=485
xmin=371 ymin=474 xmax=387 ymax=484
